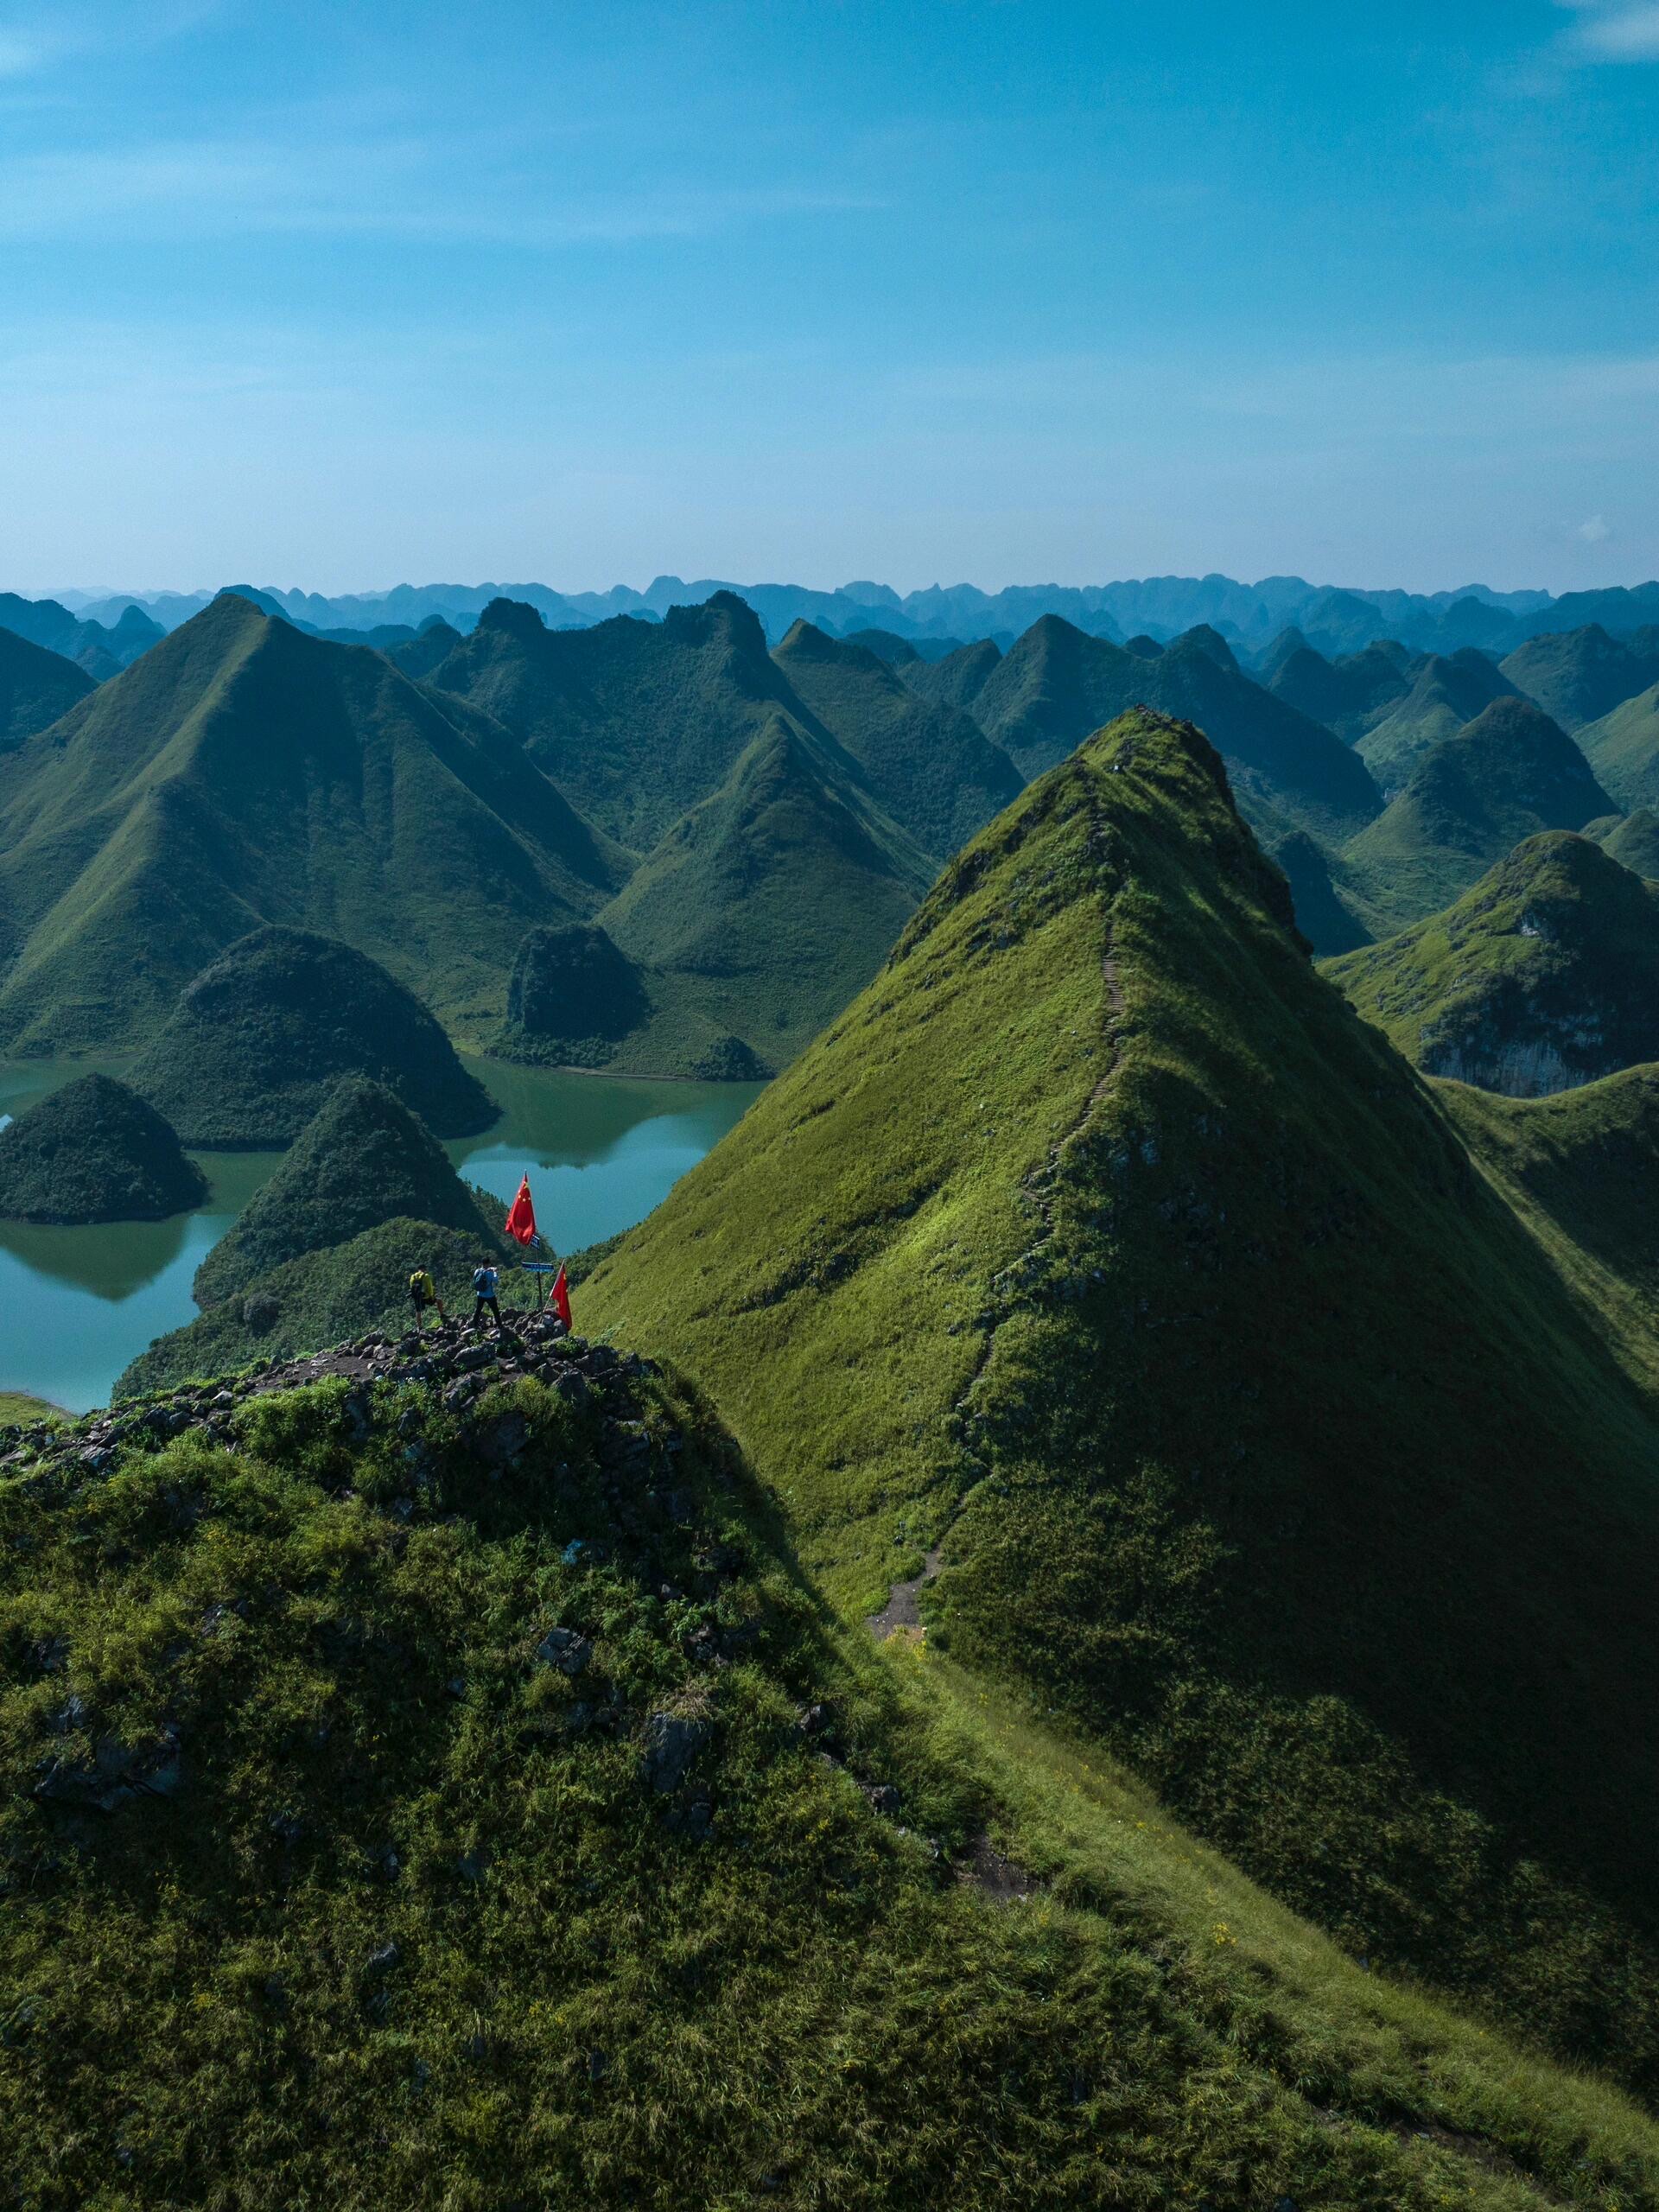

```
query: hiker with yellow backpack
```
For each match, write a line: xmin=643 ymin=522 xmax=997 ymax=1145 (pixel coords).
xmin=407 ymin=1266 xmax=448 ymax=1331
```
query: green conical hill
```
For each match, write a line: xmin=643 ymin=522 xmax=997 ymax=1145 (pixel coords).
xmin=1575 ymin=679 xmax=1659 ymax=810
xmin=1355 ymin=651 xmax=1517 ymax=795
xmin=1325 ymin=832 xmax=1659 ymax=1094
xmin=191 ymin=1076 xmax=496 ymax=1306
xmin=899 ymin=634 xmax=1003 ymax=715
xmin=591 ymin=718 xmax=937 ymax=1073
xmin=970 ymin=614 xmax=1380 ymax=837
xmin=0 ymin=627 xmax=94 ymax=750
xmin=582 ymin=709 xmax=1659 ymax=2075
xmin=771 ymin=620 xmax=1023 ymax=856
xmin=0 ymin=593 xmax=625 ymax=1055
xmin=1501 ymin=623 xmax=1659 ymax=731
xmin=0 ymin=1071 xmax=205 ymax=1224
xmin=1343 ymin=696 xmax=1614 ymax=932
xmin=130 ymin=925 xmax=497 ymax=1147
xmin=16 ymin=1350 xmax=1657 ymax=2203
xmin=1598 ymin=805 xmax=1659 ymax=877
xmin=1264 ymin=639 xmax=1412 ymax=742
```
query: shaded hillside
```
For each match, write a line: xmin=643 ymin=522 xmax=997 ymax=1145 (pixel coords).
xmin=0 ymin=1072 xmax=205 ymax=1224
xmin=385 ymin=618 xmax=462 ymax=678
xmin=429 ymin=592 xmax=817 ymax=851
xmin=1270 ymin=828 xmax=1370 ymax=954
xmin=1577 ymin=679 xmax=1659 ymax=811
xmin=1599 ymin=806 xmax=1659 ymax=877
xmin=899 ymin=635 xmax=1004 ymax=716
xmin=0 ymin=593 xmax=623 ymax=1055
xmin=11 ymin=1342 xmax=1651 ymax=2206
xmin=1356 ymin=651 xmax=1517 ymax=796
xmin=0 ymin=591 xmax=163 ymax=677
xmin=130 ymin=926 xmax=498 ymax=1147
xmin=1501 ymin=623 xmax=1659 ymax=731
xmin=970 ymin=616 xmax=1379 ymax=837
xmin=581 ymin=709 xmax=1659 ymax=2077
xmin=587 ymin=720 xmax=936 ymax=1074
xmin=1344 ymin=697 xmax=1615 ymax=932
xmin=192 ymin=1077 xmax=497 ymax=1306
xmin=0 ymin=629 xmax=94 ymax=750
xmin=771 ymin=621 xmax=1023 ymax=856
xmin=1325 ymin=833 xmax=1659 ymax=1094
xmin=1264 ymin=637 xmax=1413 ymax=743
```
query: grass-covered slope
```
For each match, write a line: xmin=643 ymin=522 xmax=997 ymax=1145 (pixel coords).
xmin=899 ymin=635 xmax=1004 ymax=716
xmin=429 ymin=592 xmax=814 ymax=853
xmin=588 ymin=719 xmax=937 ymax=1075
xmin=1343 ymin=696 xmax=1616 ymax=932
xmin=0 ymin=1071 xmax=206 ymax=1224
xmin=771 ymin=621 xmax=1024 ymax=857
xmin=582 ymin=709 xmax=1659 ymax=2081
xmin=1264 ymin=639 xmax=1412 ymax=743
xmin=0 ymin=626 xmax=94 ymax=750
xmin=1501 ymin=623 xmax=1659 ymax=732
xmin=10 ymin=1345 xmax=1659 ymax=2208
xmin=192 ymin=1077 xmax=498 ymax=1307
xmin=118 ymin=1217 xmax=502 ymax=1395
xmin=130 ymin=926 xmax=498 ymax=1147
xmin=1354 ymin=651 xmax=1518 ymax=796
xmin=972 ymin=616 xmax=1380 ymax=838
xmin=1325 ymin=832 xmax=1659 ymax=1095
xmin=0 ymin=593 xmax=624 ymax=1056
xmin=1576 ymin=679 xmax=1659 ymax=811
xmin=1599 ymin=804 xmax=1659 ymax=877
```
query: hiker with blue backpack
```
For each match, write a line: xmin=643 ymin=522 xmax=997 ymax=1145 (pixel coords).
xmin=471 ymin=1259 xmax=503 ymax=1333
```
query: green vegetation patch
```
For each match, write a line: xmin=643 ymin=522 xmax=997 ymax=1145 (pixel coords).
xmin=0 ymin=1071 xmax=206 ymax=1224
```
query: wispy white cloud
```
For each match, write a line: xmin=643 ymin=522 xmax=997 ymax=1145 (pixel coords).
xmin=1577 ymin=512 xmax=1612 ymax=541
xmin=1554 ymin=1 xmax=1659 ymax=60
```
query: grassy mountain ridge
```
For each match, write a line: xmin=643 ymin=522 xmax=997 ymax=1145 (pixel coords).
xmin=970 ymin=615 xmax=1381 ymax=838
xmin=1262 ymin=637 xmax=1412 ymax=743
xmin=581 ymin=708 xmax=1659 ymax=2079
xmin=1343 ymin=696 xmax=1616 ymax=932
xmin=1501 ymin=623 xmax=1659 ymax=731
xmin=11 ymin=1344 xmax=1659 ymax=2206
xmin=1598 ymin=805 xmax=1659 ymax=875
xmin=1576 ymin=679 xmax=1659 ymax=810
xmin=0 ymin=627 xmax=95 ymax=750
xmin=1325 ymin=832 xmax=1659 ymax=1094
xmin=0 ymin=594 xmax=624 ymax=1056
xmin=1354 ymin=651 xmax=1518 ymax=796
xmin=771 ymin=620 xmax=1023 ymax=856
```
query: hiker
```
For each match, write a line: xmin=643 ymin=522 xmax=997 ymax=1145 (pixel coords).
xmin=471 ymin=1259 xmax=503 ymax=1333
xmin=407 ymin=1266 xmax=447 ymax=1330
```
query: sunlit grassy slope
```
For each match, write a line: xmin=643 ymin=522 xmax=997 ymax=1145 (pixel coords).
xmin=582 ymin=709 xmax=1659 ymax=2082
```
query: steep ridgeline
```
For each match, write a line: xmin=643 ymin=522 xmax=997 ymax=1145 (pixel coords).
xmin=1500 ymin=623 xmax=1659 ymax=732
xmin=0 ymin=1072 xmax=205 ymax=1224
xmin=899 ymin=635 xmax=1005 ymax=717
xmin=1576 ymin=679 xmax=1659 ymax=811
xmin=0 ymin=628 xmax=94 ymax=749
xmin=0 ymin=593 xmax=625 ymax=1056
xmin=1325 ymin=832 xmax=1659 ymax=1096
xmin=967 ymin=616 xmax=1379 ymax=840
xmin=12 ymin=1331 xmax=1653 ymax=2207
xmin=384 ymin=618 xmax=462 ymax=678
xmin=428 ymin=592 xmax=815 ymax=853
xmin=1355 ymin=651 xmax=1518 ymax=797
xmin=129 ymin=926 xmax=497 ymax=1147
xmin=1262 ymin=635 xmax=1414 ymax=744
xmin=191 ymin=1076 xmax=496 ymax=1308
xmin=582 ymin=709 xmax=1659 ymax=2082
xmin=1598 ymin=806 xmax=1659 ymax=877
xmin=1342 ymin=697 xmax=1615 ymax=934
xmin=770 ymin=621 xmax=1023 ymax=857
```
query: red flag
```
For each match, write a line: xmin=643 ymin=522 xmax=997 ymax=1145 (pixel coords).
xmin=504 ymin=1174 xmax=537 ymax=1247
xmin=551 ymin=1265 xmax=572 ymax=1332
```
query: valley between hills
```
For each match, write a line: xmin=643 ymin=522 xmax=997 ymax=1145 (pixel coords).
xmin=7 ymin=575 xmax=1659 ymax=2205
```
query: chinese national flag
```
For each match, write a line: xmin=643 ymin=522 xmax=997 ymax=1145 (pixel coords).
xmin=504 ymin=1175 xmax=537 ymax=1246
xmin=551 ymin=1266 xmax=573 ymax=1331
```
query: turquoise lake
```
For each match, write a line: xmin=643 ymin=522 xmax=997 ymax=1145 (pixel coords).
xmin=0 ymin=1058 xmax=760 ymax=1414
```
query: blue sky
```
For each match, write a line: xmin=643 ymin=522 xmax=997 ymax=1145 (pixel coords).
xmin=1 ymin=0 xmax=1656 ymax=594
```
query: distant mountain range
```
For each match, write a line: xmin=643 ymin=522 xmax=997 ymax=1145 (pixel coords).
xmin=37 ymin=570 xmax=1659 ymax=657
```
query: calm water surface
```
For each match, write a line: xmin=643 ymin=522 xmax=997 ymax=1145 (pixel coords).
xmin=0 ymin=1057 xmax=760 ymax=1414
